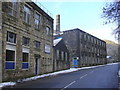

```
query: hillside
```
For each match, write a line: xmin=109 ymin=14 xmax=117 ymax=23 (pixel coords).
xmin=104 ymin=40 xmax=118 ymax=45
xmin=104 ymin=39 xmax=118 ymax=62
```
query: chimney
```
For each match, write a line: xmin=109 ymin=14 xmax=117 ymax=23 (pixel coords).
xmin=56 ymin=14 xmax=60 ymax=34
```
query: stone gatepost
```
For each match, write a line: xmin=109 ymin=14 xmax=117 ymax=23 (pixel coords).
xmin=0 ymin=1 xmax=2 ymax=83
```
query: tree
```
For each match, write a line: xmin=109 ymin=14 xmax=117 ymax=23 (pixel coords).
xmin=102 ymin=1 xmax=120 ymax=61
xmin=102 ymin=1 xmax=120 ymax=39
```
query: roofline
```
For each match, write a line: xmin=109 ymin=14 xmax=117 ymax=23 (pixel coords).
xmin=53 ymin=38 xmax=63 ymax=46
xmin=63 ymin=28 xmax=106 ymax=43
xmin=26 ymin=2 xmax=53 ymax=22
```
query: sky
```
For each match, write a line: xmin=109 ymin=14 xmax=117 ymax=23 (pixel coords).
xmin=39 ymin=1 xmax=118 ymax=43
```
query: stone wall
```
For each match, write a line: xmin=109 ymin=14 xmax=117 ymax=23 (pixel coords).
xmin=53 ymin=39 xmax=70 ymax=71
xmin=62 ymin=28 xmax=107 ymax=68
xmin=2 ymin=2 xmax=53 ymax=81
xmin=63 ymin=30 xmax=79 ymax=67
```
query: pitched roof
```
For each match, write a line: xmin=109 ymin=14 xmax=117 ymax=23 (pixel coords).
xmin=53 ymin=38 xmax=62 ymax=46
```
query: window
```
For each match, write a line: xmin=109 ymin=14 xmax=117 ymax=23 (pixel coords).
xmin=93 ymin=38 xmax=95 ymax=44
xmin=56 ymin=50 xmax=59 ymax=60
xmin=7 ymin=31 xmax=16 ymax=43
xmin=91 ymin=37 xmax=93 ymax=42
xmin=96 ymin=39 xmax=97 ymax=44
xmin=22 ymin=37 xmax=30 ymax=46
xmin=7 ymin=0 xmax=17 ymax=17
xmin=34 ymin=41 xmax=40 ymax=49
xmin=96 ymin=40 xmax=98 ymax=45
xmin=88 ymin=35 xmax=90 ymax=42
xmin=23 ymin=5 xmax=30 ymax=24
xmin=45 ymin=44 xmax=51 ymax=54
xmin=6 ymin=50 xmax=15 ymax=61
xmin=5 ymin=50 xmax=15 ymax=69
xmin=65 ymin=52 xmax=68 ymax=61
xmin=22 ymin=52 xmax=29 ymax=69
xmin=99 ymin=41 xmax=101 ymax=46
xmin=61 ymin=51 xmax=64 ymax=60
xmin=59 ymin=51 xmax=61 ymax=60
xmin=84 ymin=34 xmax=86 ymax=40
xmin=86 ymin=35 xmax=88 ymax=41
xmin=22 ymin=52 xmax=29 ymax=62
xmin=46 ymin=26 xmax=50 ymax=35
xmin=98 ymin=41 xmax=99 ymax=45
xmin=101 ymin=42 xmax=102 ymax=46
xmin=104 ymin=43 xmax=105 ymax=47
xmin=102 ymin=42 xmax=104 ymax=47
xmin=34 ymin=13 xmax=40 ymax=29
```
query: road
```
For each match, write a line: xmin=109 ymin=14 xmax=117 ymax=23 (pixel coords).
xmin=13 ymin=63 xmax=118 ymax=89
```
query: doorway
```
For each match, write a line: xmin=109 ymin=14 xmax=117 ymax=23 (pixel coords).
xmin=35 ymin=56 xmax=39 ymax=75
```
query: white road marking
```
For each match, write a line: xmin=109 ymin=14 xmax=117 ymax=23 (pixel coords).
xmin=62 ymin=71 xmax=95 ymax=90
xmin=80 ymin=76 xmax=84 ymax=79
xmin=80 ymin=74 xmax=87 ymax=79
xmin=62 ymin=81 xmax=76 ymax=90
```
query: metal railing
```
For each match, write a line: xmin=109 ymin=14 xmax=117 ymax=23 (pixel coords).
xmin=32 ymin=0 xmax=53 ymax=18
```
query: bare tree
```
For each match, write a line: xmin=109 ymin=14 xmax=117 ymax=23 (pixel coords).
xmin=102 ymin=1 xmax=120 ymax=39
xmin=102 ymin=1 xmax=120 ymax=61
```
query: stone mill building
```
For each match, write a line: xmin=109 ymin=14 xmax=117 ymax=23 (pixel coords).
xmin=0 ymin=1 xmax=53 ymax=82
xmin=54 ymin=15 xmax=107 ymax=68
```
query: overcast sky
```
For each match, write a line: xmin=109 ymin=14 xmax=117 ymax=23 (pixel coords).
xmin=39 ymin=1 xmax=118 ymax=43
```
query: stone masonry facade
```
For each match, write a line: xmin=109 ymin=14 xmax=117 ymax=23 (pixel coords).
xmin=53 ymin=39 xmax=70 ymax=71
xmin=1 ymin=1 xmax=53 ymax=82
xmin=62 ymin=28 xmax=107 ymax=67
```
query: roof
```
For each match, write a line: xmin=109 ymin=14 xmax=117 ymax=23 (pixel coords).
xmin=63 ymin=28 xmax=106 ymax=43
xmin=53 ymin=38 xmax=62 ymax=46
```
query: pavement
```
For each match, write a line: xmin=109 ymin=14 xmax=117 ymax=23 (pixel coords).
xmin=6 ymin=63 xmax=118 ymax=89
xmin=117 ymin=62 xmax=120 ymax=90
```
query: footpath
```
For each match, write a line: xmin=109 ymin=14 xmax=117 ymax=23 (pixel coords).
xmin=118 ymin=63 xmax=120 ymax=89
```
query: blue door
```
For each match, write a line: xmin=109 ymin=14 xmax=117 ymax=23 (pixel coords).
xmin=35 ymin=57 xmax=38 ymax=75
xmin=72 ymin=59 xmax=78 ymax=68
